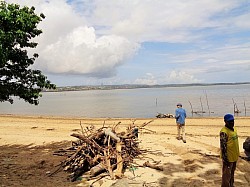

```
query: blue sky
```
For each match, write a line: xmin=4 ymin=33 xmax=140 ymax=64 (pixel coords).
xmin=7 ymin=0 xmax=250 ymax=86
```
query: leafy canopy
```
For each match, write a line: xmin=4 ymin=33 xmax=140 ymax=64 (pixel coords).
xmin=0 ymin=1 xmax=56 ymax=105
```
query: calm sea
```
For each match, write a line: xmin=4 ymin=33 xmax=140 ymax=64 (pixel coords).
xmin=1 ymin=84 xmax=250 ymax=118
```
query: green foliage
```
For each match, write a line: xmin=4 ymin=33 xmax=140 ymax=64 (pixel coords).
xmin=0 ymin=1 xmax=56 ymax=105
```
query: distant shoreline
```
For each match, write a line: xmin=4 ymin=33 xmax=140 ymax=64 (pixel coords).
xmin=43 ymin=82 xmax=250 ymax=92
xmin=1 ymin=114 xmax=250 ymax=121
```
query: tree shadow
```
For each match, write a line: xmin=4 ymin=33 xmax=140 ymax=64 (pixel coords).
xmin=157 ymin=154 xmax=250 ymax=187
xmin=0 ymin=141 xmax=84 ymax=187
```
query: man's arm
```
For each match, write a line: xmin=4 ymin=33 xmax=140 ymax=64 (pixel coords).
xmin=175 ymin=109 xmax=179 ymax=119
xmin=220 ymin=132 xmax=229 ymax=165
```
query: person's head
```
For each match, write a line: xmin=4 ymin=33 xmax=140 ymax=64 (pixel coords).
xmin=224 ymin=113 xmax=234 ymax=128
xmin=177 ymin=103 xmax=182 ymax=108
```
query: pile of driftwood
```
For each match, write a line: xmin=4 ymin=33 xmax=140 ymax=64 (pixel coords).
xmin=156 ymin=113 xmax=174 ymax=118
xmin=52 ymin=120 xmax=154 ymax=182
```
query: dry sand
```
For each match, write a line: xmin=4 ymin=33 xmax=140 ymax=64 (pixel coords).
xmin=0 ymin=114 xmax=249 ymax=187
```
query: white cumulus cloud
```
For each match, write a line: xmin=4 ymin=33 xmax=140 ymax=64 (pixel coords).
xmin=134 ymin=73 xmax=158 ymax=85
xmin=167 ymin=71 xmax=201 ymax=83
xmin=6 ymin=0 xmax=140 ymax=78
xmin=36 ymin=26 xmax=139 ymax=77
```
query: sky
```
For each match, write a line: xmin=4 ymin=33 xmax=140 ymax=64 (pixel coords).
xmin=7 ymin=0 xmax=250 ymax=86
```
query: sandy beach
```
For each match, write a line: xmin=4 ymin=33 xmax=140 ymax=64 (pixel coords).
xmin=0 ymin=114 xmax=249 ymax=187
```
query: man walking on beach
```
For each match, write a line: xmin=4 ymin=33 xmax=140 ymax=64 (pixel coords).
xmin=220 ymin=114 xmax=240 ymax=187
xmin=175 ymin=103 xmax=187 ymax=143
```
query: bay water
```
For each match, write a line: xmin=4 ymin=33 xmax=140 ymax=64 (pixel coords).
xmin=1 ymin=84 xmax=250 ymax=118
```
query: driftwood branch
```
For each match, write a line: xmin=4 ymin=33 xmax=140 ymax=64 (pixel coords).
xmin=143 ymin=161 xmax=163 ymax=171
xmin=71 ymin=133 xmax=103 ymax=151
